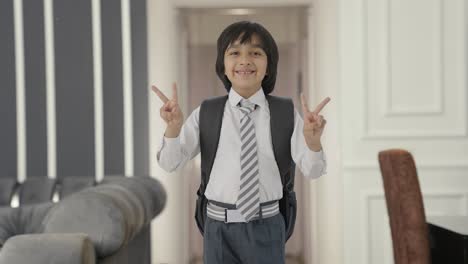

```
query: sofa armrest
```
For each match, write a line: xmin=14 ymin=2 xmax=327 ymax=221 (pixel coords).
xmin=42 ymin=176 xmax=166 ymax=258
xmin=0 ymin=233 xmax=96 ymax=264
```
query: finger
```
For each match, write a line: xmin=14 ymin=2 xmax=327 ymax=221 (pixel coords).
xmin=160 ymin=110 xmax=168 ymax=121
xmin=321 ymin=119 xmax=327 ymax=128
xmin=172 ymin=82 xmax=178 ymax=102
xmin=315 ymin=118 xmax=326 ymax=128
xmin=317 ymin=116 xmax=323 ymax=127
xmin=307 ymin=112 xmax=318 ymax=122
xmin=169 ymin=101 xmax=179 ymax=113
xmin=300 ymin=93 xmax=310 ymax=113
xmin=163 ymin=101 xmax=172 ymax=112
xmin=152 ymin=85 xmax=169 ymax=103
xmin=304 ymin=112 xmax=314 ymax=123
xmin=313 ymin=97 xmax=331 ymax=114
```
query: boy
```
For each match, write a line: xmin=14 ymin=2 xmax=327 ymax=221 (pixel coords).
xmin=152 ymin=21 xmax=329 ymax=264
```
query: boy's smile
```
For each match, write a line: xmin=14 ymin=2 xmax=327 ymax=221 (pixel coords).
xmin=224 ymin=34 xmax=268 ymax=98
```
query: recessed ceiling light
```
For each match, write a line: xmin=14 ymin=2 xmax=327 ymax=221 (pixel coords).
xmin=224 ymin=8 xmax=256 ymax=16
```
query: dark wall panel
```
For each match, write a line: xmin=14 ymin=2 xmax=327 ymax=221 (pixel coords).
xmin=24 ymin=0 xmax=47 ymax=177
xmin=54 ymin=0 xmax=95 ymax=177
xmin=1 ymin=0 xmax=148 ymax=180
xmin=102 ymin=0 xmax=125 ymax=175
xmin=131 ymin=0 xmax=149 ymax=176
xmin=0 ymin=0 xmax=17 ymax=178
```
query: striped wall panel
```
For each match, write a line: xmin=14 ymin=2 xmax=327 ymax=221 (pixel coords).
xmin=102 ymin=0 xmax=125 ymax=175
xmin=54 ymin=0 xmax=95 ymax=177
xmin=0 ymin=0 xmax=17 ymax=179
xmin=1 ymin=0 xmax=148 ymax=183
xmin=131 ymin=0 xmax=149 ymax=177
xmin=24 ymin=0 xmax=47 ymax=177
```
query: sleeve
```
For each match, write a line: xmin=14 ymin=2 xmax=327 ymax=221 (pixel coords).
xmin=156 ymin=106 xmax=201 ymax=173
xmin=290 ymin=108 xmax=328 ymax=179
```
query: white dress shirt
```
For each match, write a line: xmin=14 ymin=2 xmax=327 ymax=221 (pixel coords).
xmin=157 ymin=88 xmax=327 ymax=204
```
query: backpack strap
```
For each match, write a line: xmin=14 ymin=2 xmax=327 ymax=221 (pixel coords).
xmin=267 ymin=95 xmax=296 ymax=191
xmin=198 ymin=95 xmax=228 ymax=196
xmin=267 ymin=95 xmax=297 ymax=242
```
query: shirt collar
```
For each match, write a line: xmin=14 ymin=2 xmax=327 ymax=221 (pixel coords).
xmin=228 ymin=87 xmax=267 ymax=109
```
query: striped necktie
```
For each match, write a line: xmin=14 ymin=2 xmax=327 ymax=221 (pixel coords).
xmin=236 ymin=99 xmax=260 ymax=222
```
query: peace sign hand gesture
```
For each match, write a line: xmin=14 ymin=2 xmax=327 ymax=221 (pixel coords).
xmin=151 ymin=83 xmax=184 ymax=138
xmin=300 ymin=93 xmax=331 ymax=152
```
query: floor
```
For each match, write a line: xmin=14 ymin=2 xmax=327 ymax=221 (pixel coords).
xmin=189 ymin=255 xmax=304 ymax=264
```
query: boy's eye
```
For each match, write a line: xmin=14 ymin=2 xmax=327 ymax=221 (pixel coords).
xmin=229 ymin=51 xmax=239 ymax=55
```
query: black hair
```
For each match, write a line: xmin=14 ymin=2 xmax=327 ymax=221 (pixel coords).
xmin=215 ymin=21 xmax=279 ymax=95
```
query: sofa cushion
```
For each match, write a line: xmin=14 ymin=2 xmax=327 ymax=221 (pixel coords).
xmin=59 ymin=176 xmax=95 ymax=198
xmin=19 ymin=178 xmax=56 ymax=205
xmin=0 ymin=207 xmax=15 ymax=247
xmin=0 ymin=179 xmax=16 ymax=207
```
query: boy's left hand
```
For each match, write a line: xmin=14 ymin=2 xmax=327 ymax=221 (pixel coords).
xmin=300 ymin=94 xmax=331 ymax=152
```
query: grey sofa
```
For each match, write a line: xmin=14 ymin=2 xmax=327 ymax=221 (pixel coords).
xmin=0 ymin=176 xmax=166 ymax=264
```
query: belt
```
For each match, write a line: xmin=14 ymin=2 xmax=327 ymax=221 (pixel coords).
xmin=207 ymin=200 xmax=280 ymax=223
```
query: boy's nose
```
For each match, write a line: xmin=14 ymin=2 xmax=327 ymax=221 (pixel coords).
xmin=238 ymin=54 xmax=252 ymax=65
xmin=239 ymin=58 xmax=251 ymax=65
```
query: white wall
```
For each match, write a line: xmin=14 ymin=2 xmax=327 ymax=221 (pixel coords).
xmin=147 ymin=1 xmax=189 ymax=263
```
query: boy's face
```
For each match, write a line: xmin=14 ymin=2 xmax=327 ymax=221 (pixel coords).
xmin=224 ymin=34 xmax=268 ymax=97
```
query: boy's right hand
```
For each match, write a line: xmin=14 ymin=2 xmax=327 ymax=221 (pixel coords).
xmin=151 ymin=83 xmax=184 ymax=138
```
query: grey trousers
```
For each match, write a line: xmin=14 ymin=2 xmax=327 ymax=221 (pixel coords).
xmin=203 ymin=213 xmax=286 ymax=264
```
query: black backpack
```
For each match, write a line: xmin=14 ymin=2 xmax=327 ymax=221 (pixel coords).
xmin=194 ymin=94 xmax=298 ymax=242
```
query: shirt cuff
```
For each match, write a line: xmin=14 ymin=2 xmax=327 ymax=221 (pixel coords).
xmin=304 ymin=148 xmax=328 ymax=175
xmin=305 ymin=148 xmax=325 ymax=161
xmin=157 ymin=135 xmax=180 ymax=161
xmin=163 ymin=135 xmax=180 ymax=146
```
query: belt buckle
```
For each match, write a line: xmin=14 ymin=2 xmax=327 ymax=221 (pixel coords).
xmin=225 ymin=208 xmax=246 ymax=223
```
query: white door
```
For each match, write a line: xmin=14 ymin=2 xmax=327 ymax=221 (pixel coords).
xmin=339 ymin=0 xmax=468 ymax=263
